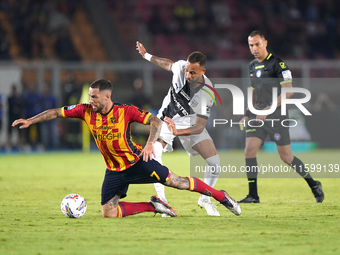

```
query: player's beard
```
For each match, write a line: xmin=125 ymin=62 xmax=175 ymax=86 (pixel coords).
xmin=92 ymin=104 xmax=104 ymax=113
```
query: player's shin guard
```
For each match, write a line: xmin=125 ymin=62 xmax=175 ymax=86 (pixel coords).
xmin=153 ymin=141 xmax=167 ymax=204
xmin=187 ymin=177 xmax=225 ymax=202
xmin=246 ymin=157 xmax=259 ymax=198
xmin=290 ymin=156 xmax=317 ymax=188
xmin=117 ymin=202 xmax=155 ymax=217
xmin=200 ymin=154 xmax=220 ymax=202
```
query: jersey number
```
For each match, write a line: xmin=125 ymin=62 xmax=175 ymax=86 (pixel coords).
xmin=150 ymin=171 xmax=160 ymax=181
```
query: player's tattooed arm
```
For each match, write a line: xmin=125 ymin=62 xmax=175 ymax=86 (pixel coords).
xmin=164 ymin=171 xmax=189 ymax=190
xmin=136 ymin=41 xmax=173 ymax=72
xmin=12 ymin=108 xmax=63 ymax=129
xmin=30 ymin=108 xmax=63 ymax=124
xmin=145 ymin=115 xmax=162 ymax=145
xmin=150 ymin=56 xmax=174 ymax=72
xmin=140 ymin=114 xmax=161 ymax=162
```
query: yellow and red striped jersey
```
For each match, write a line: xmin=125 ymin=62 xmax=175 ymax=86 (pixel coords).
xmin=61 ymin=103 xmax=151 ymax=171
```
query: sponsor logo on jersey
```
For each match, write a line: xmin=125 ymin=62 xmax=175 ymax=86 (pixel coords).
xmin=180 ymin=90 xmax=190 ymax=101
xmin=171 ymin=88 xmax=189 ymax=116
xmin=99 ymin=126 xmax=112 ymax=131
xmin=256 ymin=70 xmax=261 ymax=77
xmin=93 ymin=132 xmax=121 ymax=140
xmin=282 ymin=70 xmax=292 ymax=81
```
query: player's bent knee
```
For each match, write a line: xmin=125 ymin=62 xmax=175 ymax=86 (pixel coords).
xmin=101 ymin=207 xmax=118 ymax=218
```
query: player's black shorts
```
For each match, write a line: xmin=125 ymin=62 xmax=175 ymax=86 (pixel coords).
xmin=101 ymin=157 xmax=171 ymax=205
xmin=245 ymin=111 xmax=290 ymax=146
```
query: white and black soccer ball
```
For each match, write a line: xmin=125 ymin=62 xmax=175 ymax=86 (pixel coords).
xmin=60 ymin=194 xmax=87 ymax=218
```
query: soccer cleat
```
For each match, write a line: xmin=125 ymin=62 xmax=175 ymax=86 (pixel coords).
xmin=148 ymin=196 xmax=177 ymax=217
xmin=198 ymin=197 xmax=220 ymax=216
xmin=311 ymin=181 xmax=324 ymax=203
xmin=219 ymin=190 xmax=241 ymax=216
xmin=159 ymin=198 xmax=170 ymax=217
xmin=238 ymin=194 xmax=260 ymax=203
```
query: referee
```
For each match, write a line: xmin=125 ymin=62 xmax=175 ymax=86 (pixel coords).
xmin=238 ymin=30 xmax=324 ymax=203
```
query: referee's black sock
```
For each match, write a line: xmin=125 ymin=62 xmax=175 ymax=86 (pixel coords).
xmin=246 ymin=157 xmax=259 ymax=198
xmin=290 ymin=156 xmax=317 ymax=188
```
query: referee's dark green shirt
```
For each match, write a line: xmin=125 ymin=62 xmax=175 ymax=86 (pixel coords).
xmin=249 ymin=53 xmax=292 ymax=110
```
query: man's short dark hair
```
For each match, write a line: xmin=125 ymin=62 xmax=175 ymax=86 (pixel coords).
xmin=187 ymin=51 xmax=207 ymax=67
xmin=90 ymin=79 xmax=113 ymax=91
xmin=249 ymin=30 xmax=265 ymax=40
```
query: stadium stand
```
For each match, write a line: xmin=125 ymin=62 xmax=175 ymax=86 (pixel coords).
xmin=69 ymin=9 xmax=107 ymax=62
xmin=0 ymin=0 xmax=107 ymax=62
xmin=104 ymin=0 xmax=340 ymax=61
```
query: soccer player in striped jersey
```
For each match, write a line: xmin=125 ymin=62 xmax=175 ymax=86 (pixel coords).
xmin=12 ymin=79 xmax=241 ymax=218
xmin=136 ymin=41 xmax=222 ymax=217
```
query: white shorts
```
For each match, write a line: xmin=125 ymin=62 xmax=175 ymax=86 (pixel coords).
xmin=158 ymin=120 xmax=212 ymax=157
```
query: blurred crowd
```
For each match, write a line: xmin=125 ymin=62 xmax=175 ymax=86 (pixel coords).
xmin=0 ymin=0 xmax=80 ymax=60
xmin=0 ymin=0 xmax=339 ymax=61
xmin=107 ymin=0 xmax=340 ymax=61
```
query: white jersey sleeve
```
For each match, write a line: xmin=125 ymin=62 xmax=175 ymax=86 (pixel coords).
xmin=171 ymin=60 xmax=187 ymax=93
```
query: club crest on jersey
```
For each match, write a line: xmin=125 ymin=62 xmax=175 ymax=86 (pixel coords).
xmin=189 ymin=94 xmax=199 ymax=108
xmin=110 ymin=117 xmax=116 ymax=124
xmin=256 ymin=70 xmax=261 ymax=77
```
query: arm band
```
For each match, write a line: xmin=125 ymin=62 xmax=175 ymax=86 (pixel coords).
xmin=245 ymin=109 xmax=251 ymax=118
xmin=144 ymin=53 xmax=152 ymax=61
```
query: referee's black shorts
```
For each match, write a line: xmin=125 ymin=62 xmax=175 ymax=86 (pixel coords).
xmin=245 ymin=111 xmax=290 ymax=146
xmin=101 ymin=157 xmax=171 ymax=205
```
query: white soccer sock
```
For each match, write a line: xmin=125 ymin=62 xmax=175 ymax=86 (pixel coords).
xmin=153 ymin=141 xmax=167 ymax=204
xmin=200 ymin=154 xmax=220 ymax=202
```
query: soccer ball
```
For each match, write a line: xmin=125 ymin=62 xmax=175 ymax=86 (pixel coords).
xmin=60 ymin=194 xmax=87 ymax=218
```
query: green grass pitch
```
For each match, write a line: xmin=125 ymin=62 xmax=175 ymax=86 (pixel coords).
xmin=1 ymin=150 xmax=339 ymax=255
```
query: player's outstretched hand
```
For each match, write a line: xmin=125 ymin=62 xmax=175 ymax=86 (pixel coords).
xmin=164 ymin=116 xmax=177 ymax=135
xmin=12 ymin=119 xmax=31 ymax=129
xmin=140 ymin=143 xmax=155 ymax=162
xmin=136 ymin=41 xmax=147 ymax=58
